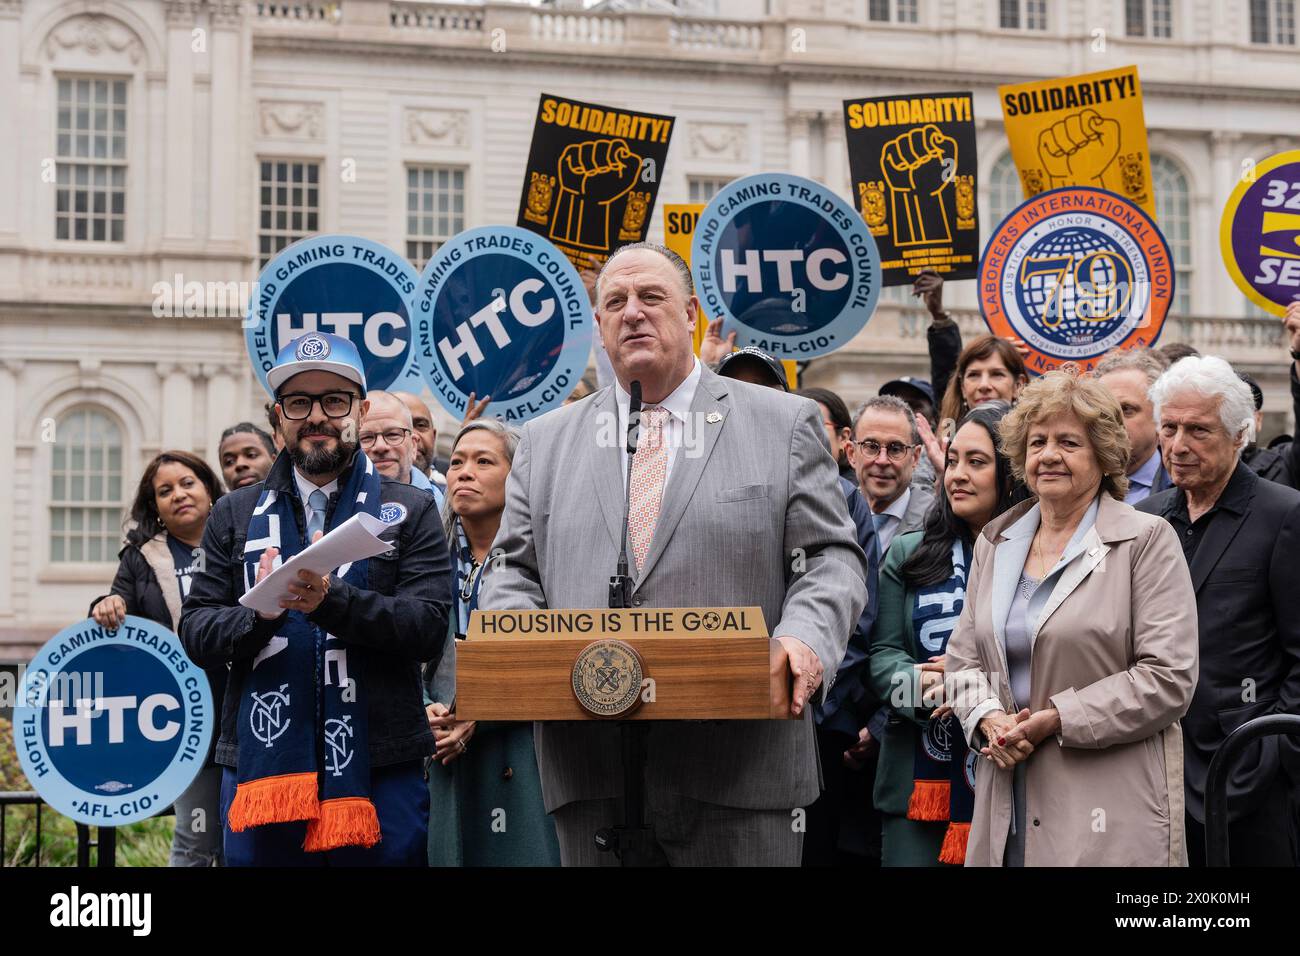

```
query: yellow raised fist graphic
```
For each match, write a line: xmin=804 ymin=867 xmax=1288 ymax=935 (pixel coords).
xmin=880 ymin=124 xmax=958 ymax=246
xmin=550 ymin=138 xmax=642 ymax=251
xmin=1037 ymin=109 xmax=1121 ymax=190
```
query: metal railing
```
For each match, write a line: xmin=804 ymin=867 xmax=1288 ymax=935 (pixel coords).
xmin=1204 ymin=713 xmax=1300 ymax=867
xmin=0 ymin=792 xmax=172 ymax=868
xmin=0 ymin=792 xmax=46 ymax=866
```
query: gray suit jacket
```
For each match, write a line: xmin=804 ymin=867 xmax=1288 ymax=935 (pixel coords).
xmin=899 ymin=481 xmax=936 ymax=536
xmin=479 ymin=366 xmax=867 ymax=812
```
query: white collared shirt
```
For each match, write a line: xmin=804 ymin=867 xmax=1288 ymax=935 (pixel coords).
xmin=293 ymin=469 xmax=339 ymax=530
xmin=872 ymin=486 xmax=912 ymax=556
xmin=614 ymin=359 xmax=702 ymax=487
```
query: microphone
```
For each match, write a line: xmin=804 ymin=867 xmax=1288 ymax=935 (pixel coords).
xmin=609 ymin=381 xmax=641 ymax=608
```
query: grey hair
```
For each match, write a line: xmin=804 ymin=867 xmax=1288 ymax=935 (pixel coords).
xmin=441 ymin=418 xmax=522 ymax=543
xmin=853 ymin=394 xmax=920 ymax=446
xmin=1093 ymin=348 xmax=1166 ymax=388
xmin=1149 ymin=355 xmax=1256 ymax=448
xmin=595 ymin=242 xmax=694 ymax=305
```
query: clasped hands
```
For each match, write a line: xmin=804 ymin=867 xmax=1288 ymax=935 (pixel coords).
xmin=977 ymin=707 xmax=1061 ymax=769
xmin=253 ymin=531 xmax=330 ymax=620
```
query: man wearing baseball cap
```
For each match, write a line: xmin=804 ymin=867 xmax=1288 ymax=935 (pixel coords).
xmin=878 ymin=377 xmax=935 ymax=430
xmin=180 ymin=331 xmax=451 ymax=866
xmin=714 ymin=346 xmax=789 ymax=391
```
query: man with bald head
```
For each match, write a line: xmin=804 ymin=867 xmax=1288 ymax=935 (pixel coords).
xmin=481 ymin=241 xmax=866 ymax=866
xmin=364 ymin=391 xmax=445 ymax=509
xmin=392 ymin=390 xmax=438 ymax=477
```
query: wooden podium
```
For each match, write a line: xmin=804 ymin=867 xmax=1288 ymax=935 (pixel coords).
xmin=455 ymin=606 xmax=790 ymax=721
xmin=455 ymin=605 xmax=790 ymax=864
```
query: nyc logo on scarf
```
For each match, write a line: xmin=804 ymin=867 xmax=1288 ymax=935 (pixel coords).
xmin=230 ymin=451 xmax=384 ymax=852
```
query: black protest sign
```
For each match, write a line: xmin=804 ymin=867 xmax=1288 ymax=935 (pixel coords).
xmin=516 ymin=93 xmax=675 ymax=271
xmin=843 ymin=92 xmax=979 ymax=286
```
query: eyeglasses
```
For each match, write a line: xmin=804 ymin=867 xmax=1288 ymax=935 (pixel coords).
xmin=853 ymin=439 xmax=916 ymax=462
xmin=358 ymin=427 xmax=412 ymax=449
xmin=278 ymin=391 xmax=358 ymax=420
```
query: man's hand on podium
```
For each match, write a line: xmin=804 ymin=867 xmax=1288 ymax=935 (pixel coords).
xmin=771 ymin=635 xmax=824 ymax=719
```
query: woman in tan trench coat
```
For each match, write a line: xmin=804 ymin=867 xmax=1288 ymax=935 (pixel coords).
xmin=943 ymin=370 xmax=1198 ymax=866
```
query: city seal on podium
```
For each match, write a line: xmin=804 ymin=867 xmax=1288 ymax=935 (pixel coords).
xmin=572 ymin=639 xmax=645 ymax=718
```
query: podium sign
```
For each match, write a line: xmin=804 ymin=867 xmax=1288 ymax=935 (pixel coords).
xmin=456 ymin=607 xmax=785 ymax=721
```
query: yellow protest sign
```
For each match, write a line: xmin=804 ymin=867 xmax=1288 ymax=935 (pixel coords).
xmin=999 ymin=65 xmax=1155 ymax=219
xmin=663 ymin=203 xmax=796 ymax=388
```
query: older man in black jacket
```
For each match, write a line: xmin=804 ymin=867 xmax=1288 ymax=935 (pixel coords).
xmin=180 ymin=332 xmax=450 ymax=866
xmin=1138 ymin=355 xmax=1300 ymax=866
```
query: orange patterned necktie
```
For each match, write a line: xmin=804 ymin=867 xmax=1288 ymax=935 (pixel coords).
xmin=627 ymin=406 xmax=670 ymax=572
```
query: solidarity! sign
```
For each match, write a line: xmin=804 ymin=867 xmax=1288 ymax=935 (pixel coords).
xmin=516 ymin=93 xmax=675 ymax=270
xmin=245 ymin=236 xmax=421 ymax=396
xmin=843 ymin=91 xmax=980 ymax=285
xmin=691 ymin=173 xmax=881 ymax=359
xmin=15 ymin=616 xmax=214 ymax=827
xmin=999 ymin=66 xmax=1155 ymax=219
xmin=980 ymin=187 xmax=1174 ymax=374
xmin=414 ymin=226 xmax=592 ymax=422
xmin=1220 ymin=150 xmax=1300 ymax=317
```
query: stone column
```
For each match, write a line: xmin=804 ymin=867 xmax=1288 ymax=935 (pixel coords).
xmin=205 ymin=363 xmax=237 ymax=464
xmin=822 ymin=111 xmax=848 ymax=196
xmin=208 ymin=1 xmax=243 ymax=244
xmin=0 ymin=359 xmax=20 ymax=613
xmin=0 ymin=1 xmax=21 ymax=242
xmin=163 ymin=0 xmax=199 ymax=242
xmin=158 ymin=362 xmax=195 ymax=451
xmin=1210 ymin=131 xmax=1243 ymax=318
xmin=788 ymin=112 xmax=811 ymax=178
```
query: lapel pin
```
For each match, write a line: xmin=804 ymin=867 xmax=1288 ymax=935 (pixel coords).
xmin=706 ymin=412 xmax=723 ymax=424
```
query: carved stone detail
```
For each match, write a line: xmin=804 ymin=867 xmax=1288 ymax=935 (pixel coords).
xmin=688 ymin=122 xmax=748 ymax=161
xmin=404 ymin=108 xmax=469 ymax=147
xmin=45 ymin=14 xmax=145 ymax=64
xmin=259 ymin=101 xmax=325 ymax=140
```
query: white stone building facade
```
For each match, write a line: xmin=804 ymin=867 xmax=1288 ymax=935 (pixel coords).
xmin=1 ymin=0 xmax=1298 ymax=659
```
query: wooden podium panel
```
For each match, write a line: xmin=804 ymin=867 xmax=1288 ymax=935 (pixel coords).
xmin=454 ymin=607 xmax=786 ymax=721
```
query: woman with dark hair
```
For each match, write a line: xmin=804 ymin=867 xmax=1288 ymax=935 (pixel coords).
xmin=424 ymin=420 xmax=560 ymax=866
xmin=218 ymin=422 xmax=277 ymax=491
xmin=939 ymin=336 xmax=1029 ymax=427
xmin=90 ymin=450 xmax=227 ymax=866
xmin=867 ymin=402 xmax=1016 ymax=866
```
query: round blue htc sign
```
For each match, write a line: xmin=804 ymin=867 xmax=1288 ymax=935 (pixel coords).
xmin=245 ymin=235 xmax=420 ymax=395
xmin=691 ymin=173 xmax=881 ymax=358
xmin=15 ymin=616 xmax=214 ymax=827
xmin=413 ymin=226 xmax=592 ymax=422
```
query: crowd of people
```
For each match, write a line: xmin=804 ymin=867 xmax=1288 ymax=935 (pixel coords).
xmin=87 ymin=245 xmax=1300 ymax=867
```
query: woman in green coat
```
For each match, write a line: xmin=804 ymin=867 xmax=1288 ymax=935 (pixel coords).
xmin=424 ymin=420 xmax=560 ymax=867
xmin=868 ymin=403 xmax=1016 ymax=866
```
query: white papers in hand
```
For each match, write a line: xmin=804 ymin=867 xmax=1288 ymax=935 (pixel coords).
xmin=238 ymin=512 xmax=395 ymax=617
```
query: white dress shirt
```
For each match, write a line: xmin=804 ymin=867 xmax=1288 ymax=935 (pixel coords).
xmin=294 ymin=469 xmax=338 ymax=532
xmin=614 ymin=359 xmax=703 ymax=487
xmin=872 ymin=485 xmax=912 ymax=556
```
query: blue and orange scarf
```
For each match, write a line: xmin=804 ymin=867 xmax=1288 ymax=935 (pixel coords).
xmin=228 ymin=452 xmax=382 ymax=852
xmin=906 ymin=539 xmax=975 ymax=865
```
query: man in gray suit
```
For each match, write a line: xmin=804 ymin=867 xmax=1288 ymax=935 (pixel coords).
xmin=847 ymin=396 xmax=935 ymax=558
xmin=479 ymin=242 xmax=868 ymax=866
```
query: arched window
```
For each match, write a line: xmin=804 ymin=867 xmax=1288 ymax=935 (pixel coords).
xmin=1150 ymin=154 xmax=1192 ymax=317
xmin=986 ymin=151 xmax=1023 ymax=231
xmin=50 ymin=408 xmax=124 ymax=563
